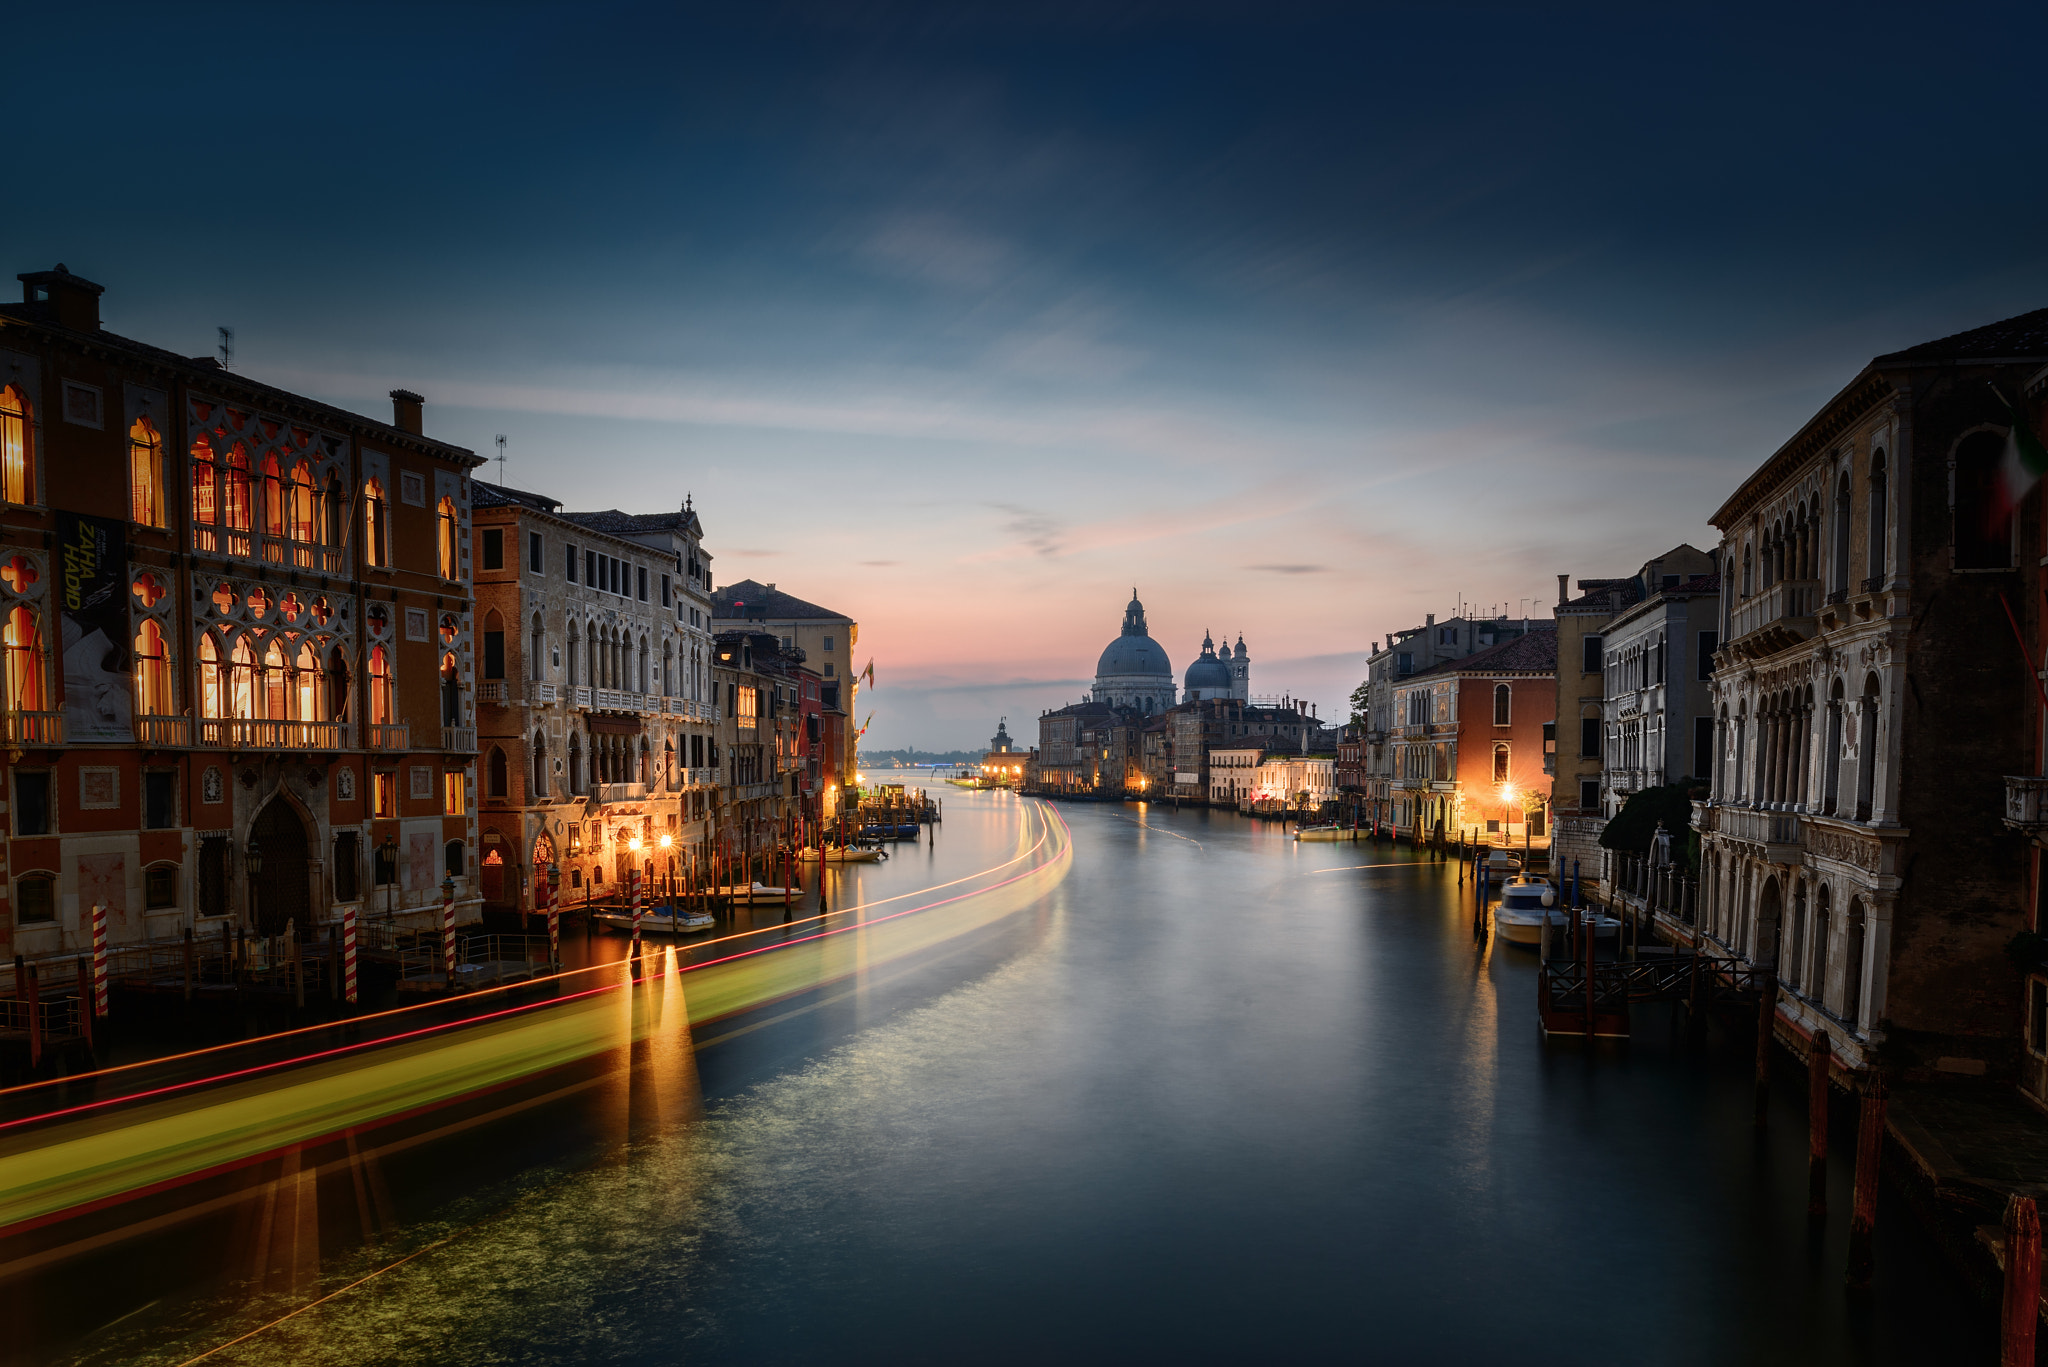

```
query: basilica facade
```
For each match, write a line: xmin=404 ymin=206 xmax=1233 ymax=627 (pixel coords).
xmin=1090 ymin=592 xmax=1177 ymax=714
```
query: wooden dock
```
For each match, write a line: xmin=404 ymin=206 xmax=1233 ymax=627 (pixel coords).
xmin=1538 ymin=948 xmax=1771 ymax=1040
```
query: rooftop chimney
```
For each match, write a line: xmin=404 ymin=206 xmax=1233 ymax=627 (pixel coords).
xmin=18 ymin=264 xmax=103 ymax=332
xmin=1556 ymin=573 xmax=1569 ymax=606
xmin=389 ymin=389 xmax=424 ymax=435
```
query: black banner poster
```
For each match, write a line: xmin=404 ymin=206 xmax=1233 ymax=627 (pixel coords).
xmin=56 ymin=510 xmax=132 ymax=743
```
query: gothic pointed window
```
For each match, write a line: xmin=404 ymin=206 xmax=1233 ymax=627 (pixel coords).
xmin=3 ymin=606 xmax=46 ymax=713
xmin=295 ymin=642 xmax=323 ymax=721
xmin=0 ymin=386 xmax=31 ymax=505
xmin=437 ymin=495 xmax=459 ymax=580
xmin=229 ymin=636 xmax=258 ymax=718
xmin=129 ymin=417 xmax=164 ymax=526
xmin=363 ymin=478 xmax=389 ymax=567
xmin=134 ymin=618 xmax=172 ymax=715
xmin=290 ymin=459 xmax=318 ymax=543
xmin=222 ymin=443 xmax=253 ymax=532
xmin=198 ymin=633 xmax=225 ymax=718
xmin=368 ymin=645 xmax=395 ymax=725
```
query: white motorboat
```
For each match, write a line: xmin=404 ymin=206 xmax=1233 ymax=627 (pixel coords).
xmin=711 ymin=882 xmax=801 ymax=904
xmin=1493 ymin=874 xmax=1619 ymax=947
xmin=800 ymin=845 xmax=889 ymax=863
xmin=1293 ymin=825 xmax=1351 ymax=841
xmin=596 ymin=908 xmax=717 ymax=935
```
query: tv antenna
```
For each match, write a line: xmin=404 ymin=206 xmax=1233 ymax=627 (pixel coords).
xmin=217 ymin=326 xmax=234 ymax=371
xmin=494 ymin=434 xmax=507 ymax=485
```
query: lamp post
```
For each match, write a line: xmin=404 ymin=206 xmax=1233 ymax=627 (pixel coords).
xmin=380 ymin=835 xmax=398 ymax=922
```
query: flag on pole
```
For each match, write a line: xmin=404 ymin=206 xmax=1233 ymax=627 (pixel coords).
xmin=1997 ymin=392 xmax=2048 ymax=519
xmin=858 ymin=659 xmax=875 ymax=688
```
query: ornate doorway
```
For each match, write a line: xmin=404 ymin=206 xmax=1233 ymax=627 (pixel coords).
xmin=250 ymin=798 xmax=311 ymax=936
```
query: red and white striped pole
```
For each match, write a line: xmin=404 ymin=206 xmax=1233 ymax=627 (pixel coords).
xmin=442 ymin=880 xmax=456 ymax=982
xmin=542 ymin=867 xmax=558 ymax=967
xmin=630 ymin=867 xmax=643 ymax=956
xmin=91 ymin=902 xmax=108 ymax=1018
xmin=343 ymin=905 xmax=359 ymax=1003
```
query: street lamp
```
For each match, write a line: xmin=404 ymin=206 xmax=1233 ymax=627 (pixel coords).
xmin=379 ymin=835 xmax=398 ymax=921
xmin=246 ymin=836 xmax=262 ymax=930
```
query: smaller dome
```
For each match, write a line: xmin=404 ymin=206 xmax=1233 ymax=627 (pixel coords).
xmin=1184 ymin=630 xmax=1233 ymax=694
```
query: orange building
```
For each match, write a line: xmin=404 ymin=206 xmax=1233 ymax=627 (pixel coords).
xmin=1389 ymin=630 xmax=1557 ymax=845
xmin=0 ymin=263 xmax=485 ymax=968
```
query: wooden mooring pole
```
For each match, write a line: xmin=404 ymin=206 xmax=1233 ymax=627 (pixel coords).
xmin=1754 ymin=973 xmax=1776 ymax=1129
xmin=2004 ymin=1194 xmax=2040 ymax=1367
xmin=1807 ymin=1030 xmax=1831 ymax=1217
xmin=1846 ymin=1078 xmax=1886 ymax=1289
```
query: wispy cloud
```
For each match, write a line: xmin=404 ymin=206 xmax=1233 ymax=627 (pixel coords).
xmin=985 ymin=502 xmax=1065 ymax=558
xmin=1245 ymin=563 xmax=1328 ymax=575
xmin=860 ymin=559 xmax=903 ymax=567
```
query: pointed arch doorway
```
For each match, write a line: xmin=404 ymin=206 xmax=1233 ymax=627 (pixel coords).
xmin=249 ymin=797 xmax=312 ymax=935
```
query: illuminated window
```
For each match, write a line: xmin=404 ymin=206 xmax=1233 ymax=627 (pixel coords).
xmin=1493 ymin=743 xmax=1510 ymax=784
xmin=1493 ymin=684 xmax=1511 ymax=726
xmin=229 ymin=636 xmax=258 ymax=718
xmin=134 ymin=619 xmax=173 ymax=715
xmin=444 ymin=769 xmax=468 ymax=815
xmin=129 ymin=417 xmax=164 ymax=526
xmin=190 ymin=434 xmax=217 ymax=526
xmin=294 ymin=642 xmax=323 ymax=720
xmin=290 ymin=460 xmax=318 ymax=543
xmin=0 ymin=385 xmax=31 ymax=504
xmin=438 ymin=496 xmax=460 ymax=579
xmin=262 ymin=638 xmax=288 ymax=718
xmin=3 ymin=606 xmax=47 ymax=712
xmin=737 ymin=686 xmax=757 ymax=730
xmin=372 ymin=770 xmax=396 ymax=817
xmin=262 ymin=455 xmax=288 ymax=537
xmin=222 ymin=443 xmax=252 ymax=531
xmin=363 ymin=478 xmax=389 ymax=566
xmin=198 ymin=633 xmax=224 ymax=718
xmin=368 ymin=646 xmax=394 ymax=724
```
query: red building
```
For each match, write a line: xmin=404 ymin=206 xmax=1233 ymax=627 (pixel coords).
xmin=1388 ymin=631 xmax=1557 ymax=845
xmin=0 ymin=263 xmax=485 ymax=970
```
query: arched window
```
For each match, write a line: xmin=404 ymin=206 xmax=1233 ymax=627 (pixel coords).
xmin=664 ymin=738 xmax=675 ymax=787
xmin=363 ymin=478 xmax=389 ymax=567
xmin=487 ymin=745 xmax=508 ymax=798
xmin=262 ymin=455 xmax=288 ymax=538
xmin=1844 ymin=894 xmax=1866 ymax=1028
xmin=586 ymin=622 xmax=599 ymax=689
xmin=437 ymin=496 xmax=459 ymax=580
xmin=368 ymin=645 xmax=394 ymax=725
xmin=1812 ymin=884 xmax=1833 ymax=1006
xmin=290 ymin=460 xmax=318 ymax=543
xmin=326 ymin=645 xmax=351 ymax=721
xmin=1831 ymin=473 xmax=1851 ymax=594
xmin=566 ymin=619 xmax=580 ymax=685
xmin=441 ymin=653 xmax=461 ymax=726
xmin=3 ymin=606 xmax=47 ymax=712
xmin=222 ymin=443 xmax=252 ymax=532
xmin=229 ymin=636 xmax=258 ymax=718
xmin=638 ymin=636 xmax=649 ymax=694
xmin=323 ymin=473 xmax=344 ymax=546
xmin=1493 ymin=683 xmax=1510 ymax=725
xmin=1955 ymin=430 xmax=2012 ymax=569
xmin=0 ymin=385 xmax=32 ymax=505
xmin=1823 ymin=678 xmax=1845 ymax=815
xmin=639 ymin=737 xmax=651 ymax=785
xmin=1786 ymin=883 xmax=1807 ymax=986
xmin=662 ymin=641 xmax=674 ymax=697
xmin=134 ymin=618 xmax=172 ymax=715
xmin=531 ymin=614 xmax=546 ymax=683
xmin=1866 ymin=450 xmax=1887 ymax=585
xmin=1741 ymin=544 xmax=1753 ymax=598
xmin=568 ymin=732 xmax=584 ymax=795
xmin=261 ymin=638 xmax=288 ymax=718
xmin=198 ymin=633 xmax=225 ymax=718
xmin=129 ymin=417 xmax=164 ymax=526
xmin=190 ymin=435 xmax=218 ymax=528
xmin=533 ymin=731 xmax=548 ymax=798
xmin=482 ymin=609 xmax=505 ymax=680
xmin=294 ymin=642 xmax=323 ymax=720
xmin=1492 ymin=742 xmax=1510 ymax=784
xmin=1855 ymin=673 xmax=1881 ymax=819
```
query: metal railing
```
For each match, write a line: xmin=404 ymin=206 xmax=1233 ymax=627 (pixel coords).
xmin=197 ymin=717 xmax=350 ymax=749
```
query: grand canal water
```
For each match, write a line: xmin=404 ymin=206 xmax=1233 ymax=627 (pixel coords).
xmin=39 ymin=788 xmax=1979 ymax=1365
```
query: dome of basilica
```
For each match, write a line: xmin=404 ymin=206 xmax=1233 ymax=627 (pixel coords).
xmin=1091 ymin=591 xmax=1176 ymax=713
xmin=1183 ymin=631 xmax=1233 ymax=695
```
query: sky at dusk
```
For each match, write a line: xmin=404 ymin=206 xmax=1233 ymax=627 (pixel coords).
xmin=9 ymin=3 xmax=2048 ymax=749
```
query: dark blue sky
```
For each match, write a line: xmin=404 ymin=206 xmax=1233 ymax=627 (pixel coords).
xmin=10 ymin=4 xmax=2047 ymax=744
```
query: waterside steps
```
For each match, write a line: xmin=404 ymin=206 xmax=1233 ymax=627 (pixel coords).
xmin=1537 ymin=949 xmax=1771 ymax=1040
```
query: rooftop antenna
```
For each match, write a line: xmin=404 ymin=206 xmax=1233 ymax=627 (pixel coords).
xmin=494 ymin=434 xmax=507 ymax=486
xmin=217 ymin=326 xmax=233 ymax=371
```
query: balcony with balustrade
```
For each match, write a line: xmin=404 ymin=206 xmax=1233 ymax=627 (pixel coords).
xmin=197 ymin=718 xmax=351 ymax=750
xmin=595 ymin=782 xmax=648 ymax=805
xmin=441 ymin=726 xmax=478 ymax=753
xmin=1724 ymin=578 xmax=1820 ymax=661
xmin=134 ymin=715 xmax=190 ymax=746
xmin=2 ymin=711 xmax=64 ymax=744
xmin=367 ymin=723 xmax=410 ymax=751
xmin=1706 ymin=803 xmax=1804 ymax=864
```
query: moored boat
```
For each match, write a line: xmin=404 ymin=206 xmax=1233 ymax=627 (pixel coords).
xmin=1494 ymin=874 xmax=1619 ymax=947
xmin=800 ymin=844 xmax=889 ymax=863
xmin=1293 ymin=824 xmax=1349 ymax=841
xmin=711 ymin=882 xmax=802 ymax=903
xmin=595 ymin=908 xmax=718 ymax=935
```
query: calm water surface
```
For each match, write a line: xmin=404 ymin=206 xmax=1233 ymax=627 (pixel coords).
xmin=51 ymin=788 xmax=1976 ymax=1365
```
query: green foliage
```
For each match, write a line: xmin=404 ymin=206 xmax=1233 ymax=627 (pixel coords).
xmin=1598 ymin=782 xmax=1707 ymax=869
xmin=1349 ymin=678 xmax=1371 ymax=724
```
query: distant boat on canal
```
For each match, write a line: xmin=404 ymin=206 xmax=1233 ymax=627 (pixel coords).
xmin=1293 ymin=824 xmax=1349 ymax=841
xmin=596 ymin=908 xmax=717 ymax=935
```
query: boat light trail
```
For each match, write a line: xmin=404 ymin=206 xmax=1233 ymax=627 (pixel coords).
xmin=0 ymin=802 xmax=1071 ymax=1238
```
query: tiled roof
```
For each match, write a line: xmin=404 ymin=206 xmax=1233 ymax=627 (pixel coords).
xmin=561 ymin=505 xmax=703 ymax=536
xmin=1876 ymin=307 xmax=2048 ymax=364
xmin=473 ymin=481 xmax=560 ymax=513
xmin=1406 ymin=627 xmax=1557 ymax=679
xmin=713 ymin=578 xmax=849 ymax=622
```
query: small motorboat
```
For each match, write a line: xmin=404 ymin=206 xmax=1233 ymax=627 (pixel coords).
xmin=710 ymin=882 xmax=802 ymax=904
xmin=596 ymin=907 xmax=718 ymax=935
xmin=1493 ymin=874 xmax=1619 ymax=947
xmin=1293 ymin=824 xmax=1350 ymax=841
xmin=862 ymin=822 xmax=923 ymax=840
xmin=801 ymin=844 xmax=889 ymax=863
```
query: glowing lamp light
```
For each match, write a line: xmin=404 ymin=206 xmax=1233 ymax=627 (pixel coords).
xmin=659 ymin=833 xmax=673 ymax=849
xmin=628 ymin=836 xmax=643 ymax=852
